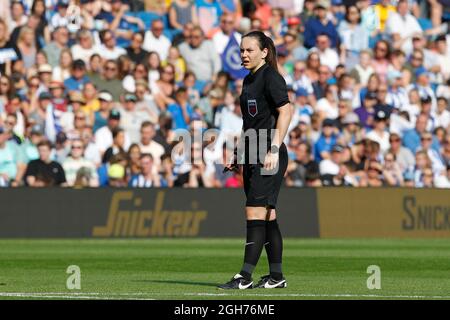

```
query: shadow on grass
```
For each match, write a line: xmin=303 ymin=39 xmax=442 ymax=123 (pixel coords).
xmin=131 ymin=279 xmax=218 ymax=288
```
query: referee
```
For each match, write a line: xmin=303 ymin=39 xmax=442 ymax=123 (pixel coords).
xmin=218 ymin=31 xmax=293 ymax=289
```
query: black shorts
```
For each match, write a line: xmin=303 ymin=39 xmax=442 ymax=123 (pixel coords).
xmin=243 ymin=143 xmax=288 ymax=209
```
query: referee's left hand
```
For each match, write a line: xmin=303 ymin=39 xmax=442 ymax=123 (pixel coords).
xmin=263 ymin=151 xmax=279 ymax=171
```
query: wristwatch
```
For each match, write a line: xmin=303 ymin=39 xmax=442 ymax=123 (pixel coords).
xmin=270 ymin=145 xmax=279 ymax=154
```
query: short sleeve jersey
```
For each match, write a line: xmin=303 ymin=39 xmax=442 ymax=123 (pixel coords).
xmin=240 ymin=64 xmax=289 ymax=133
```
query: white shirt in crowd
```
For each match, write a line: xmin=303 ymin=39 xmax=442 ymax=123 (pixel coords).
xmin=142 ymin=31 xmax=171 ymax=61
xmin=366 ymin=130 xmax=390 ymax=153
xmin=94 ymin=125 xmax=131 ymax=154
xmin=385 ymin=12 xmax=422 ymax=55
xmin=309 ymin=47 xmax=339 ymax=71
xmin=95 ymin=44 xmax=126 ymax=61
xmin=212 ymin=31 xmax=242 ymax=55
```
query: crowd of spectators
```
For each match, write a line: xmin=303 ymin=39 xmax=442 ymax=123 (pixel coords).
xmin=0 ymin=0 xmax=449 ymax=188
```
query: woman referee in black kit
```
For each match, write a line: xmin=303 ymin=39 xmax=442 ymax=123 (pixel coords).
xmin=218 ymin=31 xmax=293 ymax=290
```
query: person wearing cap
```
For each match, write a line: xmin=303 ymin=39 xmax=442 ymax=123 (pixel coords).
xmin=94 ymin=108 xmax=131 ymax=155
xmin=314 ymin=118 xmax=338 ymax=161
xmin=64 ymin=59 xmax=90 ymax=92
xmin=319 ymin=143 xmax=344 ymax=176
xmin=304 ymin=0 xmax=339 ymax=49
xmin=354 ymin=91 xmax=378 ymax=130
xmin=118 ymin=92 xmax=152 ymax=143
xmin=49 ymin=80 xmax=68 ymax=112
xmin=410 ymin=66 xmax=437 ymax=111
xmin=21 ymin=123 xmax=45 ymax=164
xmin=340 ymin=112 xmax=363 ymax=146
xmin=385 ymin=70 xmax=408 ymax=110
xmin=93 ymin=91 xmax=113 ymax=132
xmin=37 ymin=63 xmax=53 ymax=88
xmin=0 ymin=124 xmax=27 ymax=187
xmin=366 ymin=108 xmax=391 ymax=153
xmin=49 ymin=0 xmax=74 ymax=33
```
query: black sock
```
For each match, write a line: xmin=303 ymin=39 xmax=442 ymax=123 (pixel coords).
xmin=240 ymin=220 xmax=266 ymax=281
xmin=265 ymin=220 xmax=283 ymax=281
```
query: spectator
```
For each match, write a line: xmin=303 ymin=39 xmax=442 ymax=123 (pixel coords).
xmin=24 ymin=140 xmax=67 ymax=186
xmin=64 ymin=59 xmax=90 ymax=93
xmin=338 ymin=5 xmax=369 ymax=70
xmin=95 ymin=108 xmax=130 ymax=155
xmin=196 ymin=0 xmax=223 ymax=35
xmin=125 ymin=31 xmax=148 ymax=65
xmin=129 ymin=153 xmax=161 ymax=187
xmin=52 ymin=48 xmax=72 ymax=82
xmin=16 ymin=26 xmax=37 ymax=69
xmin=0 ymin=124 xmax=26 ymax=187
xmin=385 ymin=0 xmax=422 ymax=55
xmin=118 ymin=93 xmax=152 ymax=143
xmin=316 ymin=84 xmax=339 ymax=120
xmin=169 ymin=0 xmax=198 ymax=31
xmin=89 ymin=59 xmax=124 ymax=101
xmin=354 ymin=91 xmax=377 ymax=130
xmin=319 ymin=144 xmax=343 ymax=176
xmin=42 ymin=26 xmax=69 ymax=67
xmin=102 ymin=127 xmax=126 ymax=164
xmin=143 ymin=19 xmax=171 ymax=62
xmin=212 ymin=12 xmax=242 ymax=55
xmin=178 ymin=25 xmax=221 ymax=82
xmin=365 ymin=160 xmax=385 ymax=187
xmin=62 ymin=138 xmax=99 ymax=186
xmin=97 ymin=30 xmax=126 ymax=61
xmin=371 ymin=40 xmax=391 ymax=83
xmin=151 ymin=64 xmax=176 ymax=110
xmin=127 ymin=143 xmax=141 ymax=177
xmin=382 ymin=151 xmax=404 ymax=186
xmin=314 ymin=118 xmax=338 ymax=161
xmin=304 ymin=0 xmax=339 ymax=49
xmin=388 ymin=132 xmax=415 ymax=174
xmin=93 ymin=91 xmax=113 ymax=133
xmin=71 ymin=29 xmax=97 ymax=65
xmin=413 ymin=150 xmax=432 ymax=187
xmin=418 ymin=131 xmax=445 ymax=173
xmin=167 ymin=87 xmax=194 ymax=130
xmin=286 ymin=141 xmax=318 ymax=187
xmin=138 ymin=121 xmax=165 ymax=169
xmin=403 ymin=113 xmax=440 ymax=154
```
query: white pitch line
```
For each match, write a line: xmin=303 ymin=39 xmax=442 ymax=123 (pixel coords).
xmin=1 ymin=292 xmax=450 ymax=300
xmin=184 ymin=293 xmax=450 ymax=299
xmin=0 ymin=292 xmax=154 ymax=300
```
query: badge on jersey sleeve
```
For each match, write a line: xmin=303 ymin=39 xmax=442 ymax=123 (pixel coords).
xmin=247 ymin=99 xmax=258 ymax=117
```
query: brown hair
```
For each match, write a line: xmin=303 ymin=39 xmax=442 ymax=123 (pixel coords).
xmin=242 ymin=31 xmax=278 ymax=72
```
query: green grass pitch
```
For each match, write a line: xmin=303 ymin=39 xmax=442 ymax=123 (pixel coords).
xmin=0 ymin=239 xmax=449 ymax=300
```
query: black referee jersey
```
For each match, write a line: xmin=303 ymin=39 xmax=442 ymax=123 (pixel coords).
xmin=239 ymin=63 xmax=290 ymax=209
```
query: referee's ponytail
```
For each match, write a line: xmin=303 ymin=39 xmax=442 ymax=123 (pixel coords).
xmin=242 ymin=31 xmax=278 ymax=73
